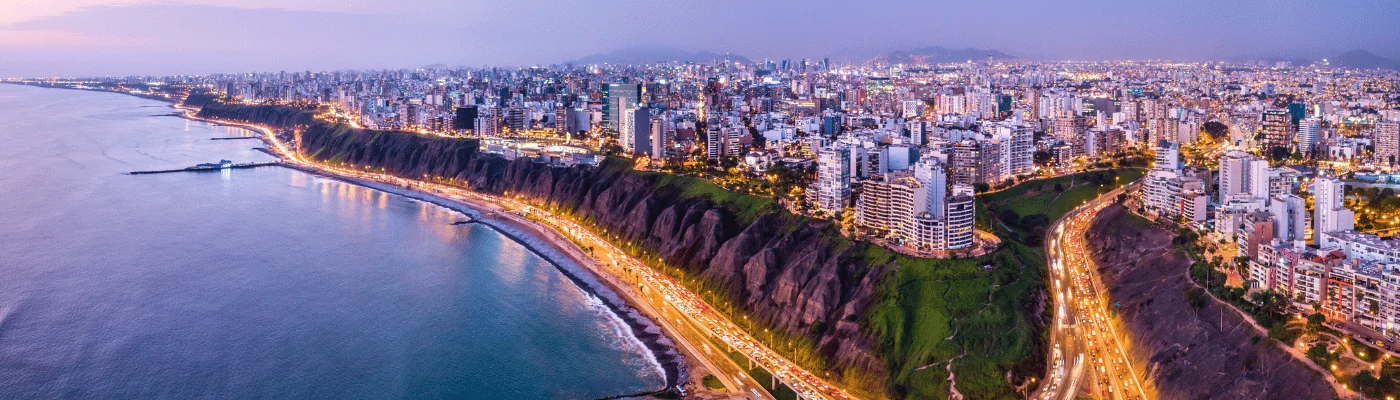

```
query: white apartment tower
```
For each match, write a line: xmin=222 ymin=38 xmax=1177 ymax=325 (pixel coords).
xmin=1270 ymin=194 xmax=1308 ymax=244
xmin=1313 ymin=176 xmax=1355 ymax=245
xmin=816 ymin=145 xmax=853 ymax=213
xmin=1299 ymin=117 xmax=1321 ymax=156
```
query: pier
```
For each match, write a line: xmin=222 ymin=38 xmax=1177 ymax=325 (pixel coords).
xmin=209 ymin=136 xmax=260 ymax=140
xmin=126 ymin=161 xmax=281 ymax=175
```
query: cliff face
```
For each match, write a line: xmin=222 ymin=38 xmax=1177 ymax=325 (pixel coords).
xmin=194 ymin=102 xmax=319 ymax=129
xmin=1086 ymin=204 xmax=1334 ymax=400
xmin=293 ymin=122 xmax=890 ymax=386
xmin=297 ymin=123 xmax=480 ymax=180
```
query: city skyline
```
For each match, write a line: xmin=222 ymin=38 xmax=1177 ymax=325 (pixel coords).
xmin=3 ymin=0 xmax=1400 ymax=77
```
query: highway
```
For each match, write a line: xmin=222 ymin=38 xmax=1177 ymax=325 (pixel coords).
xmin=199 ymin=108 xmax=853 ymax=399
xmin=1035 ymin=181 xmax=1152 ymax=400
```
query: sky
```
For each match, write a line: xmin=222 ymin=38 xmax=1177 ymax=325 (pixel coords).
xmin=2 ymin=0 xmax=1399 ymax=77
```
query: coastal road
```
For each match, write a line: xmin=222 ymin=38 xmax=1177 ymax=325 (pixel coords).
xmin=1034 ymin=182 xmax=1151 ymax=400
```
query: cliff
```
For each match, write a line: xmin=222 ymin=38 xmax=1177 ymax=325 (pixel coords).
xmin=194 ymin=101 xmax=319 ymax=129
xmin=1086 ymin=204 xmax=1335 ymax=399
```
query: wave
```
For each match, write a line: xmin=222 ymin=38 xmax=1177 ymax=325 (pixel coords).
xmin=581 ymin=290 xmax=668 ymax=384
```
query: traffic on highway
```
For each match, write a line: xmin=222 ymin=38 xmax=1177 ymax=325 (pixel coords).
xmin=1037 ymin=182 xmax=1151 ymax=400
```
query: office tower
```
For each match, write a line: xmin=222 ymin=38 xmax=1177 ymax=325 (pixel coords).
xmin=822 ymin=115 xmax=841 ymax=136
xmin=1298 ymin=117 xmax=1321 ymax=156
xmin=1313 ymin=177 xmax=1355 ymax=245
xmin=817 ymin=146 xmax=853 ymax=212
xmin=602 ymin=83 xmax=641 ymax=131
xmin=1376 ymin=121 xmax=1399 ymax=166
xmin=453 ymin=105 xmax=478 ymax=131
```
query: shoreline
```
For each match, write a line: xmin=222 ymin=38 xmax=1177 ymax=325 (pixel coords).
xmin=142 ymin=91 xmax=692 ymax=392
xmin=293 ymin=166 xmax=688 ymax=389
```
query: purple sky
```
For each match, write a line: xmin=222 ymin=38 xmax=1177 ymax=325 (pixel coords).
xmin=2 ymin=0 xmax=1398 ymax=77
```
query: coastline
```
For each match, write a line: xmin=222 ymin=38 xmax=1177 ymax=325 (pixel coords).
xmin=291 ymin=165 xmax=688 ymax=389
xmin=134 ymin=90 xmax=693 ymax=393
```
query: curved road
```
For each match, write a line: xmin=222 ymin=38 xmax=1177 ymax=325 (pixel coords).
xmin=1034 ymin=181 xmax=1152 ymax=400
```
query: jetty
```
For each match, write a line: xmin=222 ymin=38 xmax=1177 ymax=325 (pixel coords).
xmin=209 ymin=136 xmax=260 ymax=140
xmin=126 ymin=160 xmax=281 ymax=175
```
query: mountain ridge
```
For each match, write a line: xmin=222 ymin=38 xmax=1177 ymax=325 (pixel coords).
xmin=566 ymin=47 xmax=753 ymax=66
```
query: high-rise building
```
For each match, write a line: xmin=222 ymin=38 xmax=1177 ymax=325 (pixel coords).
xmin=995 ymin=123 xmax=1034 ymax=176
xmin=1260 ymin=110 xmax=1292 ymax=153
xmin=1053 ymin=116 xmax=1085 ymax=145
xmin=1219 ymin=150 xmax=1274 ymax=204
xmin=914 ymin=157 xmax=949 ymax=218
xmin=602 ymin=83 xmax=641 ymax=132
xmin=452 ymin=105 xmax=478 ymax=131
xmin=554 ymin=107 xmax=568 ymax=134
xmin=621 ymin=106 xmax=651 ymax=156
xmin=1313 ymin=177 xmax=1355 ymax=245
xmin=504 ymin=106 xmax=526 ymax=132
xmin=1218 ymin=150 xmax=1252 ymax=201
xmin=1298 ymin=117 xmax=1321 ymax=156
xmin=1154 ymin=140 xmax=1180 ymax=170
xmin=649 ymin=118 xmax=667 ymax=160
xmin=944 ymin=184 xmax=976 ymax=249
xmin=705 ymin=129 xmax=722 ymax=161
xmin=1269 ymin=194 xmax=1307 ymax=244
xmin=816 ymin=145 xmax=853 ymax=213
xmin=1376 ymin=121 xmax=1399 ymax=167
xmin=949 ymin=139 xmax=1000 ymax=185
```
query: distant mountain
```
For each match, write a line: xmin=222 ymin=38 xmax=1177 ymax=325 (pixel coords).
xmin=566 ymin=47 xmax=752 ymax=66
xmin=1329 ymin=50 xmax=1400 ymax=70
xmin=868 ymin=46 xmax=1015 ymax=66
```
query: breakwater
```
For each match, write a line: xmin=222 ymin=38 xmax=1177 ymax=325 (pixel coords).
xmin=126 ymin=161 xmax=281 ymax=175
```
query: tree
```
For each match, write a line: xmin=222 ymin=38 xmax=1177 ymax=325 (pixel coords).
xmin=1307 ymin=313 xmax=1326 ymax=334
xmin=1270 ymin=146 xmax=1291 ymax=162
xmin=999 ymin=209 xmax=1021 ymax=227
xmin=1306 ymin=343 xmax=1331 ymax=365
xmin=1202 ymin=121 xmax=1229 ymax=140
xmin=1019 ymin=213 xmax=1051 ymax=229
xmin=747 ymin=125 xmax=767 ymax=148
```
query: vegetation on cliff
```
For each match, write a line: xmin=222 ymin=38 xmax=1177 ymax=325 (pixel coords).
xmin=193 ymin=101 xmax=319 ymax=129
